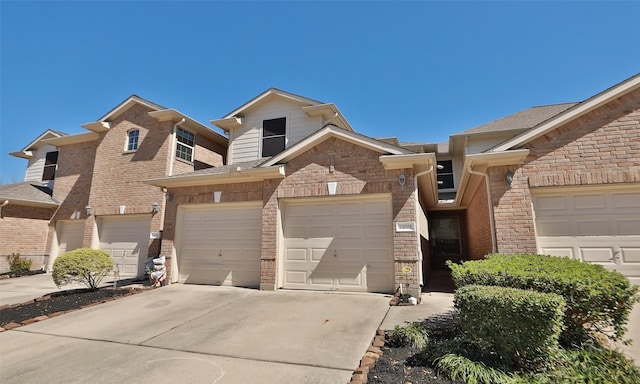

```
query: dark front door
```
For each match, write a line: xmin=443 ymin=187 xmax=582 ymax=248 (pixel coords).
xmin=430 ymin=216 xmax=463 ymax=269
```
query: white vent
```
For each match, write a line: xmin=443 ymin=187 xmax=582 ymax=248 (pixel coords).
xmin=395 ymin=221 xmax=416 ymax=232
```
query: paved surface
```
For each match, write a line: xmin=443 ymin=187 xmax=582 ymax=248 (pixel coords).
xmin=0 ymin=284 xmax=391 ymax=384
xmin=1 ymin=274 xmax=638 ymax=383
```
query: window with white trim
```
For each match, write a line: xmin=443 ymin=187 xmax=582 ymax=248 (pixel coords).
xmin=42 ymin=151 xmax=58 ymax=181
xmin=176 ymin=128 xmax=195 ymax=162
xmin=262 ymin=117 xmax=286 ymax=157
xmin=126 ymin=129 xmax=139 ymax=151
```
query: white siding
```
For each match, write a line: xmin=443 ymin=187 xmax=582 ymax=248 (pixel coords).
xmin=228 ymin=99 xmax=323 ymax=164
xmin=466 ymin=133 xmax=519 ymax=155
xmin=24 ymin=144 xmax=58 ymax=182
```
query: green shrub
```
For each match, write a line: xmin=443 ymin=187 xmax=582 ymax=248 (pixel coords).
xmin=515 ymin=345 xmax=640 ymax=384
xmin=455 ymin=284 xmax=565 ymax=371
xmin=434 ymin=353 xmax=514 ymax=384
xmin=449 ymin=254 xmax=639 ymax=345
xmin=388 ymin=323 xmax=428 ymax=349
xmin=52 ymin=248 xmax=114 ymax=290
xmin=7 ymin=253 xmax=32 ymax=272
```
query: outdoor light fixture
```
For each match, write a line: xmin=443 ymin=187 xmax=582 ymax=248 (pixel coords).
xmin=151 ymin=202 xmax=159 ymax=214
xmin=398 ymin=173 xmax=407 ymax=190
xmin=85 ymin=205 xmax=93 ymax=216
xmin=505 ymin=169 xmax=515 ymax=187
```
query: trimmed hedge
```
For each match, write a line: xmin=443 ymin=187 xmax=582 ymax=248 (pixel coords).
xmin=455 ymin=284 xmax=565 ymax=371
xmin=449 ymin=254 xmax=639 ymax=345
xmin=52 ymin=248 xmax=114 ymax=290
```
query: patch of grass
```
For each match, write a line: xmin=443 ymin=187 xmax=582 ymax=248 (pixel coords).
xmin=434 ymin=354 xmax=513 ymax=384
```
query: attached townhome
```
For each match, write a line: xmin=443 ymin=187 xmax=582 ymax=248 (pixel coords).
xmin=2 ymin=73 xmax=638 ymax=289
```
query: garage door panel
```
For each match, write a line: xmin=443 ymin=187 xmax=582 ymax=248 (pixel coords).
xmin=179 ymin=204 xmax=261 ymax=287
xmin=99 ymin=217 xmax=151 ymax=279
xmin=622 ymin=248 xmax=640 ymax=263
xmin=534 ymin=188 xmax=640 ymax=280
xmin=283 ymin=196 xmax=393 ymax=292
xmin=56 ymin=221 xmax=85 ymax=256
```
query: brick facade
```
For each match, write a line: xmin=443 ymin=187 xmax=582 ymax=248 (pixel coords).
xmin=465 ymin=177 xmax=493 ymax=260
xmin=0 ymin=205 xmax=56 ymax=272
xmin=491 ymin=89 xmax=640 ymax=254
xmin=161 ymin=137 xmax=420 ymax=291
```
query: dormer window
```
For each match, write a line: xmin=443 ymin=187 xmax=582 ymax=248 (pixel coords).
xmin=42 ymin=151 xmax=58 ymax=181
xmin=126 ymin=129 xmax=140 ymax=151
xmin=262 ymin=117 xmax=286 ymax=157
xmin=176 ymin=128 xmax=195 ymax=162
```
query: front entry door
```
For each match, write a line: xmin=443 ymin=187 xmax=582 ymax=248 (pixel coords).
xmin=430 ymin=216 xmax=463 ymax=269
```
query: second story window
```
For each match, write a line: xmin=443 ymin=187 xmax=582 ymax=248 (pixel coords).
xmin=126 ymin=129 xmax=139 ymax=151
xmin=176 ymin=128 xmax=195 ymax=162
xmin=262 ymin=117 xmax=286 ymax=157
xmin=437 ymin=160 xmax=454 ymax=189
xmin=42 ymin=151 xmax=58 ymax=181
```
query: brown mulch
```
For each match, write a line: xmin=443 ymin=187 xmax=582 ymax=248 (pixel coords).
xmin=0 ymin=286 xmax=146 ymax=327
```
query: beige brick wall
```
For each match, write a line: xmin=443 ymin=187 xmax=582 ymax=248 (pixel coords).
xmin=161 ymin=137 xmax=420 ymax=290
xmin=465 ymin=177 xmax=493 ymax=260
xmin=492 ymin=89 xmax=640 ymax=254
xmin=0 ymin=205 xmax=56 ymax=272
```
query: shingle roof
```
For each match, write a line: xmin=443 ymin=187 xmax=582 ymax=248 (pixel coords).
xmin=172 ymin=159 xmax=267 ymax=178
xmin=455 ymin=103 xmax=578 ymax=136
xmin=0 ymin=182 xmax=59 ymax=206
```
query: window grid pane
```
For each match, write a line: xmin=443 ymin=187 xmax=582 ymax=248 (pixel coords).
xmin=42 ymin=151 xmax=58 ymax=181
xmin=262 ymin=118 xmax=286 ymax=157
xmin=176 ymin=128 xmax=194 ymax=162
xmin=127 ymin=130 xmax=139 ymax=151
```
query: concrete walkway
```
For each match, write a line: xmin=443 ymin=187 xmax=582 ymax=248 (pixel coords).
xmin=1 ymin=284 xmax=390 ymax=384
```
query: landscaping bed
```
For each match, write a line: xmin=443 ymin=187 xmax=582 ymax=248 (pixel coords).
xmin=0 ymin=286 xmax=146 ymax=328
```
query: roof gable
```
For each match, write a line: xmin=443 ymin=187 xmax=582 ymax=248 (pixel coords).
xmin=261 ymin=125 xmax=412 ymax=167
xmin=81 ymin=95 xmax=167 ymax=132
xmin=10 ymin=129 xmax=66 ymax=159
xmin=222 ymin=88 xmax=323 ymax=118
xmin=492 ymin=73 xmax=640 ymax=152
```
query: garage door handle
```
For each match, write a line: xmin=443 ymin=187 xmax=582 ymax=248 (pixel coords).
xmin=333 ymin=250 xmax=337 ymax=257
xmin=219 ymin=250 xmax=222 ymax=257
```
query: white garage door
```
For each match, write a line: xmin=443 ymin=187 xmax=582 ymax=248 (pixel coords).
xmin=56 ymin=220 xmax=85 ymax=256
xmin=178 ymin=203 xmax=262 ymax=287
xmin=99 ymin=216 xmax=151 ymax=279
xmin=533 ymin=188 xmax=640 ymax=281
xmin=283 ymin=196 xmax=394 ymax=293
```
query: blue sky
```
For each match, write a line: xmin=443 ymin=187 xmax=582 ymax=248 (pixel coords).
xmin=1 ymin=1 xmax=638 ymax=183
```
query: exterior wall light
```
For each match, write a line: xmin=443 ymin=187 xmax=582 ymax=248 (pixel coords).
xmin=151 ymin=202 xmax=159 ymax=214
xmin=398 ymin=173 xmax=407 ymax=190
xmin=505 ymin=169 xmax=515 ymax=187
xmin=85 ymin=205 xmax=93 ymax=216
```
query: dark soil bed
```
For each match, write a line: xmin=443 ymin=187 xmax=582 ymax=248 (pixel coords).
xmin=0 ymin=287 xmax=141 ymax=327
xmin=368 ymin=344 xmax=463 ymax=384
xmin=0 ymin=269 xmax=46 ymax=279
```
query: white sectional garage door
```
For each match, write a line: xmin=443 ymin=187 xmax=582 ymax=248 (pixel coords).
xmin=533 ymin=187 xmax=640 ymax=281
xmin=282 ymin=196 xmax=394 ymax=293
xmin=178 ymin=203 xmax=262 ymax=287
xmin=99 ymin=216 xmax=151 ymax=279
xmin=56 ymin=220 xmax=85 ymax=256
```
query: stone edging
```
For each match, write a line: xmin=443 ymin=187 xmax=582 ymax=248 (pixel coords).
xmin=0 ymin=287 xmax=148 ymax=332
xmin=348 ymin=328 xmax=386 ymax=384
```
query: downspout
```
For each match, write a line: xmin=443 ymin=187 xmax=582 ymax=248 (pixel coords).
xmin=168 ymin=118 xmax=186 ymax=177
xmin=467 ymin=164 xmax=497 ymax=253
xmin=413 ymin=165 xmax=435 ymax=287
xmin=0 ymin=200 xmax=8 ymax=218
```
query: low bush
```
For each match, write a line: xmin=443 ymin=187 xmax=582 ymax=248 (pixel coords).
xmin=449 ymin=253 xmax=639 ymax=345
xmin=455 ymin=284 xmax=565 ymax=371
xmin=7 ymin=253 xmax=32 ymax=272
xmin=52 ymin=248 xmax=114 ymax=290
xmin=388 ymin=323 xmax=428 ymax=349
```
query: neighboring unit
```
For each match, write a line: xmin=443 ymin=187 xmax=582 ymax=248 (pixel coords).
xmin=1 ymin=96 xmax=227 ymax=277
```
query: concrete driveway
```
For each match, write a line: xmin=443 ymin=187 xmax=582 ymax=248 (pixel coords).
xmin=0 ymin=284 xmax=391 ymax=384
